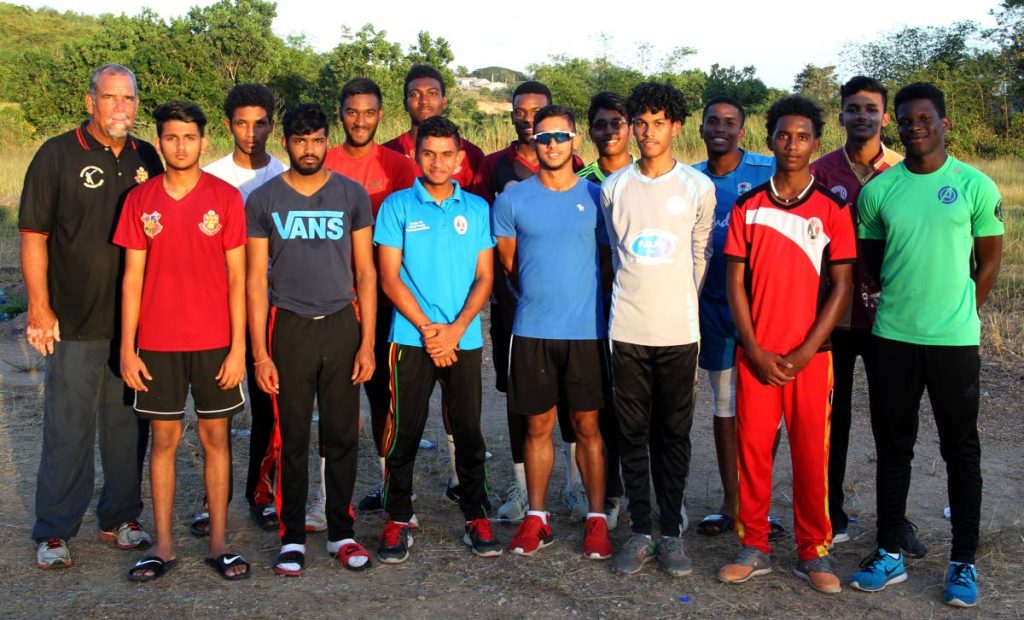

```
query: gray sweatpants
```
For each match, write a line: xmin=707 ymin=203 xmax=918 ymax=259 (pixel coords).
xmin=32 ymin=339 xmax=147 ymax=541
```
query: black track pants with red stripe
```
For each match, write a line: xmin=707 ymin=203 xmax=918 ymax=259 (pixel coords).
xmin=270 ymin=305 xmax=361 ymax=545
xmin=382 ymin=345 xmax=488 ymax=522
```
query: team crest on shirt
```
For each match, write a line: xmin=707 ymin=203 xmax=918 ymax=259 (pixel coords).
xmin=141 ymin=212 xmax=163 ymax=238
xmin=628 ymin=229 xmax=678 ymax=264
xmin=830 ymin=185 xmax=848 ymax=200
xmin=737 ymin=182 xmax=752 ymax=196
xmin=453 ymin=215 xmax=469 ymax=235
xmin=134 ymin=167 xmax=149 ymax=184
xmin=995 ymin=200 xmax=1004 ymax=223
xmin=806 ymin=217 xmax=824 ymax=242
xmin=80 ymin=165 xmax=104 ymax=189
xmin=199 ymin=210 xmax=222 ymax=236
xmin=938 ymin=186 xmax=959 ymax=204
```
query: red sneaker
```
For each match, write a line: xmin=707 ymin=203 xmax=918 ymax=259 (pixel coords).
xmin=464 ymin=518 xmax=503 ymax=557
xmin=583 ymin=516 xmax=612 ymax=560
xmin=508 ymin=514 xmax=555 ymax=556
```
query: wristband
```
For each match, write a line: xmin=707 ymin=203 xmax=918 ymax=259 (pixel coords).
xmin=254 ymin=357 xmax=272 ymax=366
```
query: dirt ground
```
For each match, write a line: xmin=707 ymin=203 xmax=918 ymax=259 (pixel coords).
xmin=0 ymin=308 xmax=1021 ymax=619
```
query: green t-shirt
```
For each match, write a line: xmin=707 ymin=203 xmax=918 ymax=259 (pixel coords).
xmin=858 ymin=156 xmax=1004 ymax=346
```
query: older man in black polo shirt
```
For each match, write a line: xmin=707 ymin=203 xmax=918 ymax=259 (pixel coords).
xmin=19 ymin=63 xmax=163 ymax=569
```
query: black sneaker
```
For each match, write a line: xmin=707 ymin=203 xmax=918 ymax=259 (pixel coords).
xmin=378 ymin=521 xmax=413 ymax=564
xmin=900 ymin=518 xmax=928 ymax=559
xmin=358 ymin=485 xmax=383 ymax=512
xmin=463 ymin=518 xmax=503 ymax=557
xmin=443 ymin=478 xmax=492 ymax=511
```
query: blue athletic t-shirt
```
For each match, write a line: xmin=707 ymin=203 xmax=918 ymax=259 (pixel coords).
xmin=491 ymin=176 xmax=606 ymax=340
xmin=693 ymin=151 xmax=774 ymax=371
xmin=374 ymin=179 xmax=495 ymax=350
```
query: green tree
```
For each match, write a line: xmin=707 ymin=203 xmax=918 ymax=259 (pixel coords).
xmin=793 ymin=64 xmax=840 ymax=109
xmin=703 ymin=64 xmax=769 ymax=110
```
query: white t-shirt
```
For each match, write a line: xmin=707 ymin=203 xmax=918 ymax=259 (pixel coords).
xmin=204 ymin=153 xmax=287 ymax=200
xmin=601 ymin=161 xmax=716 ymax=347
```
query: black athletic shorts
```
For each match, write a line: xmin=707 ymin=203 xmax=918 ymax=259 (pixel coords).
xmin=133 ymin=347 xmax=245 ymax=420
xmin=507 ymin=336 xmax=605 ymax=415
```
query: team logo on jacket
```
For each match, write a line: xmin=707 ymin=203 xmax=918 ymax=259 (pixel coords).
xmin=134 ymin=167 xmax=149 ymax=184
xmin=938 ymin=186 xmax=959 ymax=204
xmin=830 ymin=185 xmax=848 ymax=200
xmin=199 ymin=210 xmax=223 ymax=236
xmin=80 ymin=166 xmax=104 ymax=189
xmin=628 ymin=229 xmax=678 ymax=264
xmin=806 ymin=217 xmax=824 ymax=242
xmin=453 ymin=215 xmax=468 ymax=235
xmin=737 ymin=182 xmax=752 ymax=196
xmin=141 ymin=212 xmax=163 ymax=238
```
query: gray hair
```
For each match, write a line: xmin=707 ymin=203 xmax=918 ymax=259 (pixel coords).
xmin=88 ymin=63 xmax=138 ymax=97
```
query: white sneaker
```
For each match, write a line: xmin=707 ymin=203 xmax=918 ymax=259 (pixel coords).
xmin=98 ymin=520 xmax=152 ymax=550
xmin=36 ymin=538 xmax=72 ymax=569
xmin=305 ymin=493 xmax=327 ymax=533
xmin=497 ymin=484 xmax=528 ymax=521
xmin=565 ymin=482 xmax=589 ymax=522
xmin=605 ymin=496 xmax=625 ymax=531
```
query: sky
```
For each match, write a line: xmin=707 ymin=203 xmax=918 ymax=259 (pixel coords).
xmin=22 ymin=0 xmax=1004 ymax=89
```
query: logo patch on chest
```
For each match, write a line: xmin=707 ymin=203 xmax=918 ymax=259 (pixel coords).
xmin=134 ymin=167 xmax=149 ymax=184
xmin=80 ymin=166 xmax=104 ymax=189
xmin=141 ymin=212 xmax=163 ymax=238
xmin=627 ymin=229 xmax=678 ymax=264
xmin=737 ymin=182 xmax=752 ymax=196
xmin=199 ymin=210 xmax=222 ymax=236
xmin=454 ymin=215 xmax=469 ymax=235
xmin=830 ymin=185 xmax=848 ymax=201
xmin=938 ymin=186 xmax=959 ymax=204
xmin=806 ymin=217 xmax=824 ymax=242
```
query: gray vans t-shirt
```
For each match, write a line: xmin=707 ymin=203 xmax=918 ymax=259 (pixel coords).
xmin=246 ymin=172 xmax=373 ymax=317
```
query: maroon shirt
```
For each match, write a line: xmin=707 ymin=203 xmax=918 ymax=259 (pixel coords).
xmin=810 ymin=144 xmax=902 ymax=331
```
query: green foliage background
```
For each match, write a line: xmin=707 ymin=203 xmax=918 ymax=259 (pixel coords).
xmin=0 ymin=0 xmax=1021 ymax=157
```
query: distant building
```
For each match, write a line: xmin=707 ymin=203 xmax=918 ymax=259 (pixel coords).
xmin=455 ymin=76 xmax=509 ymax=91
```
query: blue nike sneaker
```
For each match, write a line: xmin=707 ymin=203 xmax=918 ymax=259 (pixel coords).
xmin=850 ymin=548 xmax=907 ymax=592
xmin=943 ymin=562 xmax=978 ymax=607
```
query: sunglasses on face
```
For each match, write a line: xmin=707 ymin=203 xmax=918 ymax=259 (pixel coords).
xmin=532 ymin=130 xmax=576 ymax=145
xmin=592 ymin=119 xmax=629 ymax=131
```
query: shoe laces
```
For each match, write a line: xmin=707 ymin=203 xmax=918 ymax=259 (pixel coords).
xmin=801 ymin=556 xmax=833 ymax=574
xmin=622 ymin=534 xmax=652 ymax=554
xmin=659 ymin=535 xmax=685 ymax=554
xmin=468 ymin=518 xmax=495 ymax=542
xmin=506 ymin=484 xmax=525 ymax=502
xmin=901 ymin=518 xmax=919 ymax=535
xmin=735 ymin=545 xmax=767 ymax=566
xmin=585 ymin=517 xmax=608 ymax=538
xmin=45 ymin=538 xmax=64 ymax=550
xmin=859 ymin=548 xmax=894 ymax=570
xmin=381 ymin=521 xmax=407 ymax=547
xmin=516 ymin=515 xmax=545 ymax=538
xmin=948 ymin=563 xmax=976 ymax=587
xmin=122 ymin=520 xmax=143 ymax=532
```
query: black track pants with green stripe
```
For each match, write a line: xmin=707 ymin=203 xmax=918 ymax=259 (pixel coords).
xmin=382 ymin=345 xmax=488 ymax=522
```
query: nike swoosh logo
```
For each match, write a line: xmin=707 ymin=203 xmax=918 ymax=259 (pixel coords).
xmin=222 ymin=555 xmax=242 ymax=564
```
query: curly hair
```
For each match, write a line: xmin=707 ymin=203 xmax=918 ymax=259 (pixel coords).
xmin=222 ymin=83 xmax=276 ymax=121
xmin=894 ymin=82 xmax=946 ymax=118
xmin=626 ymin=82 xmax=689 ymax=123
xmin=282 ymin=103 xmax=329 ymax=138
xmin=404 ymin=64 xmax=447 ymax=99
xmin=765 ymin=95 xmax=825 ymax=138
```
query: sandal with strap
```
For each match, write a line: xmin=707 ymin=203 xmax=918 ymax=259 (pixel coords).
xmin=768 ymin=515 xmax=786 ymax=540
xmin=274 ymin=550 xmax=305 ymax=576
xmin=189 ymin=510 xmax=211 ymax=537
xmin=205 ymin=553 xmax=252 ymax=581
xmin=127 ymin=555 xmax=178 ymax=582
xmin=697 ymin=513 xmax=735 ymax=537
xmin=331 ymin=542 xmax=372 ymax=572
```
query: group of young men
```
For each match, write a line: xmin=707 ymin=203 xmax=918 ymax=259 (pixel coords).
xmin=21 ymin=61 xmax=1002 ymax=608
